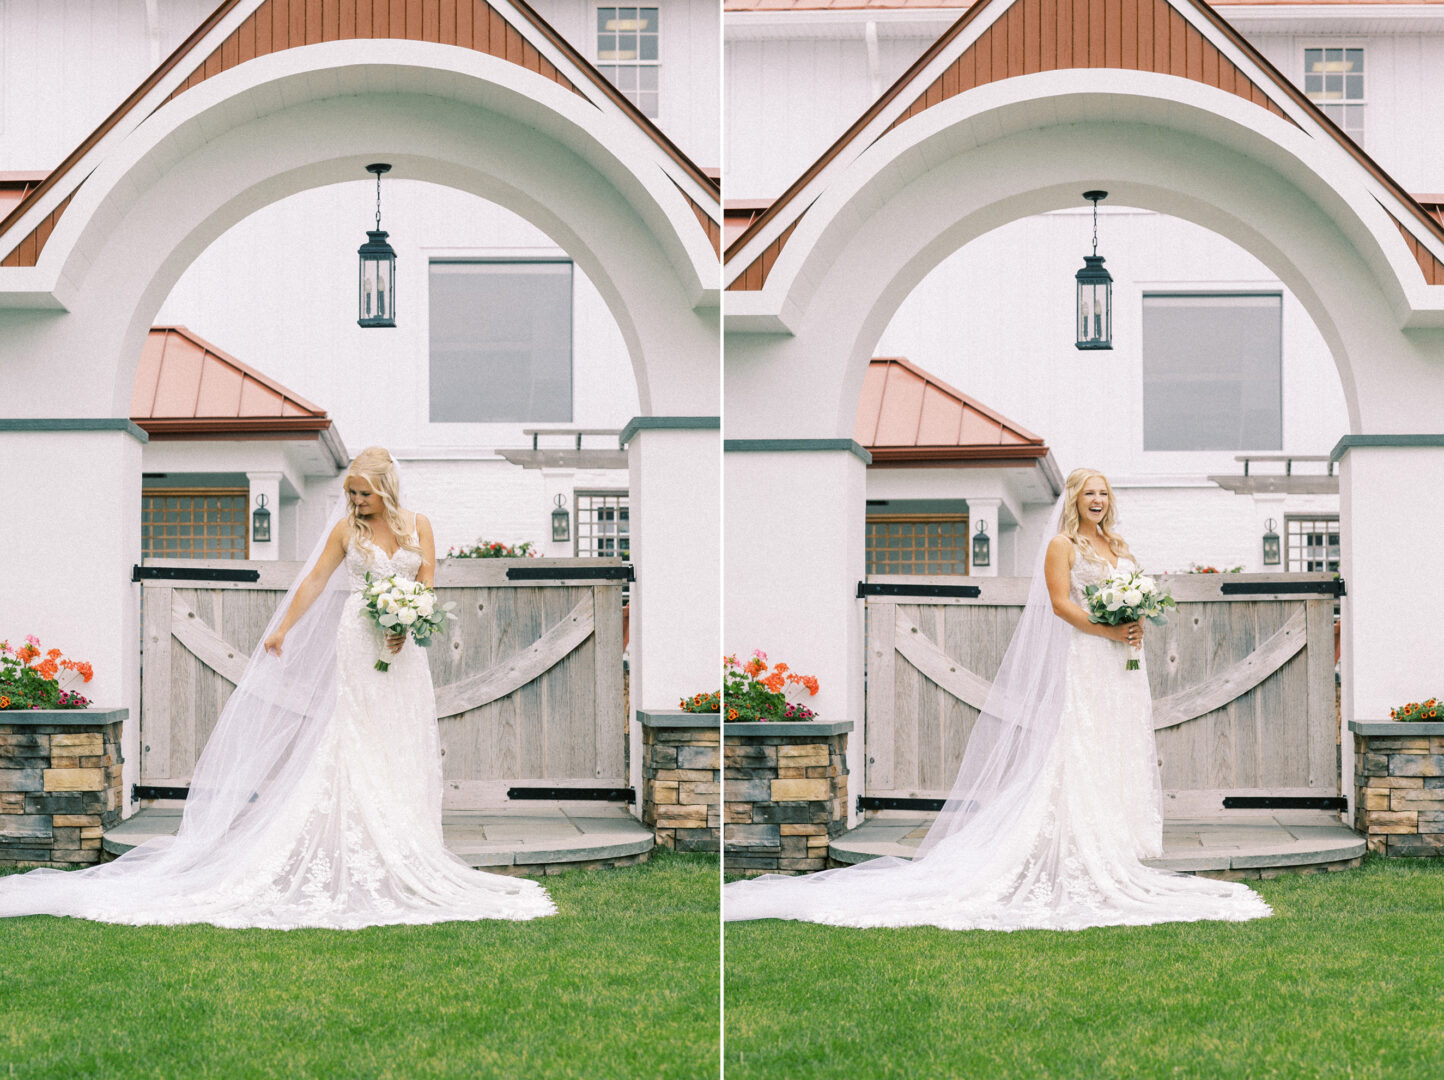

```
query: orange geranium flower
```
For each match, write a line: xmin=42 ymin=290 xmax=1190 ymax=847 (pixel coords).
xmin=35 ymin=658 xmax=58 ymax=680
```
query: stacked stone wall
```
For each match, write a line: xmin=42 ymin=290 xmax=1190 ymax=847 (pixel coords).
xmin=640 ymin=713 xmax=720 ymax=852
xmin=1354 ymin=723 xmax=1444 ymax=857
xmin=723 ymin=724 xmax=850 ymax=875
xmin=0 ymin=711 xmax=124 ymax=867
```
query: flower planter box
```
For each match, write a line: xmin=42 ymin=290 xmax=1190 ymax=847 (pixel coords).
xmin=1351 ymin=720 xmax=1444 ymax=857
xmin=0 ymin=707 xmax=125 ymax=867
xmin=639 ymin=710 xmax=719 ymax=853
xmin=723 ymin=720 xmax=851 ymax=875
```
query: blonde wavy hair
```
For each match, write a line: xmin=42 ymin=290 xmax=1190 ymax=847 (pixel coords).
xmin=344 ymin=446 xmax=421 ymax=560
xmin=1058 ymin=467 xmax=1131 ymax=560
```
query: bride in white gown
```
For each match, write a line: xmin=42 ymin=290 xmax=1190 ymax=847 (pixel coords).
xmin=0 ymin=447 xmax=555 ymax=929
xmin=723 ymin=469 xmax=1272 ymax=931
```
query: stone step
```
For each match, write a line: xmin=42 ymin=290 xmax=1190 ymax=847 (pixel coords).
xmin=828 ymin=810 xmax=1366 ymax=877
xmin=104 ymin=804 xmax=654 ymax=874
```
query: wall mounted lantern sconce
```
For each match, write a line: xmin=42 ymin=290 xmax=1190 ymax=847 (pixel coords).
xmin=252 ymin=493 xmax=272 ymax=544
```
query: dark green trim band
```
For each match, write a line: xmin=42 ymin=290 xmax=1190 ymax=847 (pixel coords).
xmin=724 ymin=438 xmax=872 ymax=464
xmin=1330 ymin=434 xmax=1444 ymax=463
xmin=0 ymin=419 xmax=148 ymax=443
xmin=618 ymin=415 xmax=720 ymax=448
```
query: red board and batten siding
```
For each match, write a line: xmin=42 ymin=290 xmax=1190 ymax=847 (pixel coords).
xmin=726 ymin=0 xmax=1444 ymax=292
xmin=1 ymin=0 xmax=719 ymax=270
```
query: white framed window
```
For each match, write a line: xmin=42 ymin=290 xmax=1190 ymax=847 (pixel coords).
xmin=428 ymin=260 xmax=573 ymax=423
xmin=575 ymin=490 xmax=630 ymax=561
xmin=596 ymin=6 xmax=659 ymax=119
xmin=1142 ymin=293 xmax=1283 ymax=452
xmin=1303 ymin=46 xmax=1365 ymax=144
xmin=1285 ymin=515 xmax=1340 ymax=573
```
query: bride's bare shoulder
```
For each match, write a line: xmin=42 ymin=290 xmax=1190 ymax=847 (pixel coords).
xmin=1046 ymin=533 xmax=1076 ymax=565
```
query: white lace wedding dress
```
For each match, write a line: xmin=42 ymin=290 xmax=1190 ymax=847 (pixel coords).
xmin=0 ymin=535 xmax=556 ymax=929
xmin=722 ymin=549 xmax=1272 ymax=931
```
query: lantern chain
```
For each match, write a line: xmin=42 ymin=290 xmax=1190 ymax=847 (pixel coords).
xmin=375 ymin=169 xmax=383 ymax=232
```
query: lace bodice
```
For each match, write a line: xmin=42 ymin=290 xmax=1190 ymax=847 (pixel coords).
xmin=1069 ymin=542 xmax=1136 ymax=604
xmin=344 ymin=533 xmax=423 ymax=592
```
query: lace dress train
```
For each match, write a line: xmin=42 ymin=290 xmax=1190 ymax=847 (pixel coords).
xmin=722 ymin=553 xmax=1272 ymax=931
xmin=0 ymin=539 xmax=556 ymax=929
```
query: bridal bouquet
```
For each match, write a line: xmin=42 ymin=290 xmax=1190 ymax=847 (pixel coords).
xmin=361 ymin=573 xmax=456 ymax=672
xmin=1082 ymin=568 xmax=1176 ymax=671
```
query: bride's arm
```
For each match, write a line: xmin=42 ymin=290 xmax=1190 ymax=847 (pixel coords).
xmin=415 ymin=513 xmax=436 ymax=588
xmin=1044 ymin=535 xmax=1136 ymax=643
xmin=262 ymin=521 xmax=349 ymax=656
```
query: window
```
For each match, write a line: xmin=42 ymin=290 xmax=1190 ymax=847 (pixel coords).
xmin=597 ymin=6 xmax=659 ymax=118
xmin=866 ymin=516 xmax=969 ymax=576
xmin=429 ymin=260 xmax=573 ymax=423
xmin=1286 ymin=515 xmax=1340 ymax=573
xmin=1304 ymin=47 xmax=1365 ymax=144
xmin=576 ymin=490 xmax=630 ymax=560
xmin=1142 ymin=293 xmax=1282 ymax=452
xmin=141 ymin=491 xmax=249 ymax=559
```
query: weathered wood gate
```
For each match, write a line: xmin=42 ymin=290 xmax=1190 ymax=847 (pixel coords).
xmin=139 ymin=558 xmax=626 ymax=808
xmin=864 ymin=573 xmax=1339 ymax=813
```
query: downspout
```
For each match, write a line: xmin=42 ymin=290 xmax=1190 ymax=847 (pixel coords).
xmin=864 ymin=19 xmax=882 ymax=102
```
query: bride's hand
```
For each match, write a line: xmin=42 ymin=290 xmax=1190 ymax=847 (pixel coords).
xmin=385 ymin=630 xmax=406 ymax=655
xmin=1104 ymin=621 xmax=1144 ymax=646
xmin=263 ymin=629 xmax=285 ymax=657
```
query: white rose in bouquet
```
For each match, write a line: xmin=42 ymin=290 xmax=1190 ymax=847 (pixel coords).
xmin=417 ymin=595 xmax=436 ymax=617
xmin=396 ymin=608 xmax=418 ymax=626
xmin=1122 ymin=588 xmax=1143 ymax=607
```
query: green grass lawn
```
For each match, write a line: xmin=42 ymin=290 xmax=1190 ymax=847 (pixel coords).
xmin=0 ymin=850 xmax=718 ymax=1080
xmin=724 ymin=858 xmax=1444 ymax=1080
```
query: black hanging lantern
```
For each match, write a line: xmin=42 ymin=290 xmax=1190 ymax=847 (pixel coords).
xmin=551 ymin=494 xmax=571 ymax=544
xmin=252 ymin=493 xmax=272 ymax=544
xmin=1075 ymin=190 xmax=1113 ymax=351
xmin=358 ymin=163 xmax=397 ymax=328
xmin=1262 ymin=518 xmax=1281 ymax=566
xmin=971 ymin=520 xmax=991 ymax=569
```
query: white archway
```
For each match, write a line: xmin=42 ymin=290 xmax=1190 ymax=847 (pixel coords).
xmin=724 ymin=69 xmax=1444 ymax=821
xmin=0 ymin=40 xmax=719 ymax=811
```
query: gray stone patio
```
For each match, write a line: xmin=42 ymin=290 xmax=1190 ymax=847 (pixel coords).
xmin=105 ymin=804 xmax=654 ymax=875
xmin=829 ymin=810 xmax=1365 ymax=878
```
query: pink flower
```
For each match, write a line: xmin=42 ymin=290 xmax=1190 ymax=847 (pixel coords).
xmin=25 ymin=635 xmax=39 ymax=646
xmin=752 ymin=649 xmax=767 ymax=660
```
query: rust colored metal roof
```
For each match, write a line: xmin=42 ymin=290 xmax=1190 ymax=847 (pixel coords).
xmin=855 ymin=356 xmax=1050 ymax=464
xmin=0 ymin=174 xmax=49 ymax=221
xmin=131 ymin=325 xmax=337 ymax=440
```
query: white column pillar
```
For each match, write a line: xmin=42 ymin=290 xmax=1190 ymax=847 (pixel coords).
xmin=724 ymin=442 xmax=869 ymax=826
xmin=625 ymin=421 xmax=720 ymax=816
xmin=246 ymin=472 xmax=283 ymax=561
xmin=0 ymin=423 xmax=144 ymax=816
xmin=967 ymin=497 xmax=1001 ymax=578
xmin=1336 ymin=440 xmax=1444 ymax=820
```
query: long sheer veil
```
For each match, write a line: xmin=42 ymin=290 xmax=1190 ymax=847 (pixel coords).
xmin=0 ymin=473 xmax=364 ymax=916
xmin=722 ymin=491 xmax=1075 ymax=921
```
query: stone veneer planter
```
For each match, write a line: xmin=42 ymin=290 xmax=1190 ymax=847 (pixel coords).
xmin=1352 ymin=720 xmax=1444 ymax=856
xmin=0 ymin=707 xmax=125 ymax=867
xmin=724 ymin=720 xmax=851 ymax=875
xmin=639 ymin=710 xmax=719 ymax=853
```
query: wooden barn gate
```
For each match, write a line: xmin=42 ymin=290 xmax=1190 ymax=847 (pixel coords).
xmin=863 ymin=573 xmax=1341 ymax=814
xmin=138 ymin=558 xmax=627 ymax=808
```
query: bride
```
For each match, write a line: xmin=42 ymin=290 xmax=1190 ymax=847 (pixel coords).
xmin=0 ymin=447 xmax=555 ymax=929
xmin=723 ymin=469 xmax=1272 ymax=931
